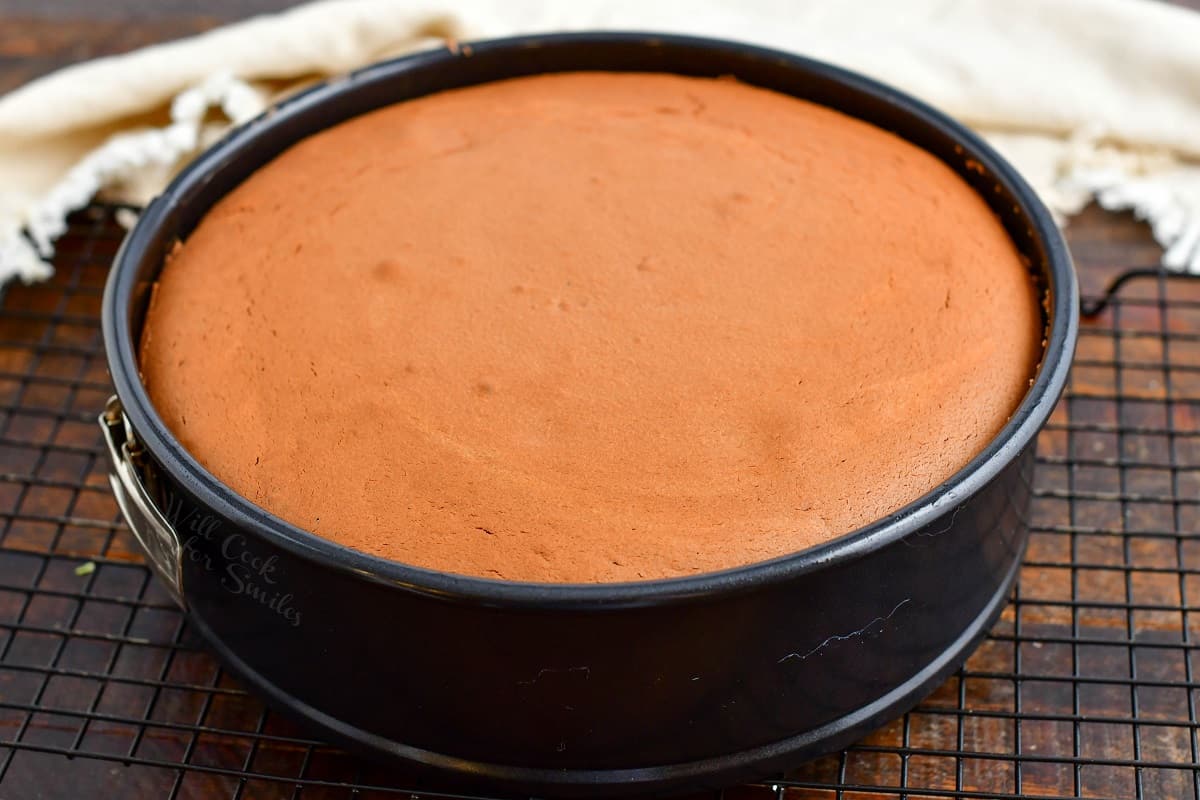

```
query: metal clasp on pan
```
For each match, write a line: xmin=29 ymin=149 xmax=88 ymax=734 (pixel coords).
xmin=99 ymin=396 xmax=186 ymax=610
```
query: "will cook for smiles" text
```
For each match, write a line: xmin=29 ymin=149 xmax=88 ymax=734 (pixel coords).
xmin=167 ymin=494 xmax=302 ymax=627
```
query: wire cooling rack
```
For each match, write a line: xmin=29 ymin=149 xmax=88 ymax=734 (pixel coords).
xmin=0 ymin=205 xmax=1197 ymax=800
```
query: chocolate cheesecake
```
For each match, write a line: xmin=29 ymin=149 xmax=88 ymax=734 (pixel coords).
xmin=139 ymin=71 xmax=1042 ymax=583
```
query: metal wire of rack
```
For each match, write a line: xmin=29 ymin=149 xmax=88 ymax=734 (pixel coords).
xmin=0 ymin=204 xmax=1197 ymax=800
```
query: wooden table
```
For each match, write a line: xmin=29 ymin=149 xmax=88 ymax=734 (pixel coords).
xmin=1 ymin=5 xmax=1198 ymax=800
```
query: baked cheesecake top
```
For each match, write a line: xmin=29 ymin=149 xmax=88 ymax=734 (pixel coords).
xmin=140 ymin=71 xmax=1041 ymax=583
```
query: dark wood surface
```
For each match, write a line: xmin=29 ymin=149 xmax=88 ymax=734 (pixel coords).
xmin=0 ymin=17 xmax=220 ymax=95
xmin=0 ymin=4 xmax=1198 ymax=800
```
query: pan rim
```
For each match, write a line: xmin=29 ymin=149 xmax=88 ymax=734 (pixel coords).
xmin=102 ymin=31 xmax=1078 ymax=608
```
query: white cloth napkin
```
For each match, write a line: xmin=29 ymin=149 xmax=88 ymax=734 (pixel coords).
xmin=1 ymin=0 xmax=1199 ymax=285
